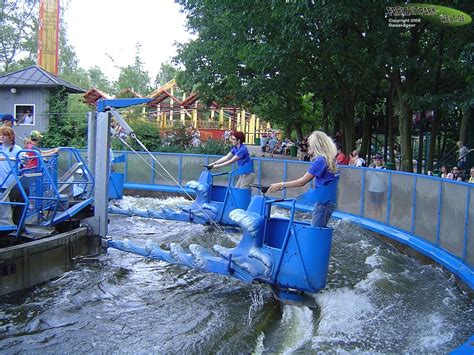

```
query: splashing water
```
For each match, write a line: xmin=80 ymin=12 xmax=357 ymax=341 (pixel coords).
xmin=0 ymin=196 xmax=471 ymax=353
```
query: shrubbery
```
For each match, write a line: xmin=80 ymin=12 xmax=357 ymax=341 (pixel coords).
xmin=112 ymin=119 xmax=230 ymax=155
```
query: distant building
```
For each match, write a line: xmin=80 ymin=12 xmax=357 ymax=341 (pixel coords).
xmin=0 ymin=65 xmax=85 ymax=140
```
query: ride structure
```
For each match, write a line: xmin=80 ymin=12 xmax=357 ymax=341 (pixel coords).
xmin=38 ymin=0 xmax=60 ymax=75
xmin=109 ymin=164 xmax=252 ymax=226
xmin=0 ymin=147 xmax=94 ymax=240
xmin=109 ymin=185 xmax=334 ymax=302
xmin=83 ymin=78 xmax=273 ymax=144
xmin=90 ymin=98 xmax=337 ymax=302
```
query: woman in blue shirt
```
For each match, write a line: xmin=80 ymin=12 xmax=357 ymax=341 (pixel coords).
xmin=268 ymin=130 xmax=338 ymax=227
xmin=0 ymin=127 xmax=24 ymax=227
xmin=208 ymin=131 xmax=255 ymax=188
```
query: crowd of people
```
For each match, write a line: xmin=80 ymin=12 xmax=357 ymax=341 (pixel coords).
xmin=256 ymin=129 xmax=473 ymax=184
xmin=259 ymin=131 xmax=296 ymax=158
xmin=332 ymin=135 xmax=472 ymax=183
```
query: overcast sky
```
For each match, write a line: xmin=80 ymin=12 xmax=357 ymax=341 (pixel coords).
xmin=63 ymin=0 xmax=192 ymax=83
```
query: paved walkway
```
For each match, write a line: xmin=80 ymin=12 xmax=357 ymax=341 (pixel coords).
xmin=247 ymin=144 xmax=300 ymax=160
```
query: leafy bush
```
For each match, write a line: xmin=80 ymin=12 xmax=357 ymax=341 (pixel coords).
xmin=42 ymin=91 xmax=88 ymax=148
xmin=127 ymin=120 xmax=162 ymax=152
xmin=188 ymin=139 xmax=231 ymax=155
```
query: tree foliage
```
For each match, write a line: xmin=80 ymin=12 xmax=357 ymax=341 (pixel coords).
xmin=0 ymin=0 xmax=39 ymax=74
xmin=114 ymin=43 xmax=152 ymax=96
xmin=42 ymin=89 xmax=88 ymax=148
xmin=175 ymin=0 xmax=474 ymax=171
xmin=154 ymin=62 xmax=178 ymax=87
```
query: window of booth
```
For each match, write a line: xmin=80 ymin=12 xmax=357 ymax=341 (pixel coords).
xmin=14 ymin=104 xmax=35 ymax=125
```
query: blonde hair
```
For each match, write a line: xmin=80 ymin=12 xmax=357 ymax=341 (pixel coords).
xmin=307 ymin=130 xmax=337 ymax=173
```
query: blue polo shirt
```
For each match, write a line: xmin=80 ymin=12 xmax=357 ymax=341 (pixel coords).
xmin=231 ymin=143 xmax=253 ymax=172
xmin=307 ymin=156 xmax=337 ymax=188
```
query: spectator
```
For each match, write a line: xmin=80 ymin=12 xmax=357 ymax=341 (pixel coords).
xmin=334 ymin=130 xmax=343 ymax=146
xmin=451 ymin=166 xmax=463 ymax=181
xmin=23 ymin=130 xmax=59 ymax=169
xmin=285 ymin=139 xmax=295 ymax=155
xmin=18 ymin=110 xmax=34 ymax=125
xmin=268 ymin=136 xmax=277 ymax=157
xmin=298 ymin=138 xmax=310 ymax=161
xmin=268 ymin=130 xmax=337 ymax=227
xmin=223 ymin=129 xmax=231 ymax=143
xmin=208 ymin=131 xmax=255 ymax=188
xmin=260 ymin=134 xmax=267 ymax=157
xmin=0 ymin=127 xmax=24 ymax=228
xmin=191 ymin=128 xmax=201 ymax=148
xmin=439 ymin=165 xmax=453 ymax=179
xmin=368 ymin=153 xmax=387 ymax=220
xmin=469 ymin=167 xmax=474 ymax=183
xmin=336 ymin=145 xmax=348 ymax=165
xmin=1 ymin=114 xmax=15 ymax=128
xmin=279 ymin=139 xmax=287 ymax=155
xmin=349 ymin=150 xmax=365 ymax=167
xmin=457 ymin=141 xmax=469 ymax=171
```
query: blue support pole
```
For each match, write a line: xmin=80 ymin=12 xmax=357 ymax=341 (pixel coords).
xmin=462 ymin=186 xmax=470 ymax=261
xmin=360 ymin=169 xmax=366 ymax=217
xmin=435 ymin=180 xmax=442 ymax=246
xmin=91 ymin=111 xmax=111 ymax=238
xmin=386 ymin=172 xmax=392 ymax=225
xmin=151 ymin=154 xmax=155 ymax=185
xmin=410 ymin=175 xmax=417 ymax=234
xmin=178 ymin=155 xmax=183 ymax=186
xmin=257 ymin=159 xmax=262 ymax=186
xmin=123 ymin=151 xmax=128 ymax=185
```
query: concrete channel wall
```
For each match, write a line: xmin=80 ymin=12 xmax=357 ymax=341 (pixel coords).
xmin=0 ymin=228 xmax=100 ymax=296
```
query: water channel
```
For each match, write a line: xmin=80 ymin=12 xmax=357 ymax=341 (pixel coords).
xmin=0 ymin=196 xmax=472 ymax=353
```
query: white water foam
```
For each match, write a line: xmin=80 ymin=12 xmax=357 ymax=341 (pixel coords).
xmin=121 ymin=195 xmax=190 ymax=210
xmin=355 ymin=269 xmax=396 ymax=291
xmin=253 ymin=332 xmax=266 ymax=355
xmin=247 ymin=288 xmax=265 ymax=324
xmin=278 ymin=305 xmax=314 ymax=355
xmin=408 ymin=313 xmax=455 ymax=351
xmin=364 ymin=247 xmax=383 ymax=268
xmin=313 ymin=288 xmax=375 ymax=349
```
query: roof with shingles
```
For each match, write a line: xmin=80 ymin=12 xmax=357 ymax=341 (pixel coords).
xmin=0 ymin=65 xmax=85 ymax=93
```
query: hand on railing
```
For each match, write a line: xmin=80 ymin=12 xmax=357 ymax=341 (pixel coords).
xmin=250 ymin=184 xmax=270 ymax=194
xmin=201 ymin=164 xmax=213 ymax=170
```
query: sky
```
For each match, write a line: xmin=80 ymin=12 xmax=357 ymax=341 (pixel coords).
xmin=63 ymin=0 xmax=192 ymax=83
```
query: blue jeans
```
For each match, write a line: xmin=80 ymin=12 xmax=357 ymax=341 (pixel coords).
xmin=311 ymin=202 xmax=336 ymax=227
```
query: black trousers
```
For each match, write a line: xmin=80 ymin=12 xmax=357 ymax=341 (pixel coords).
xmin=9 ymin=183 xmax=28 ymax=227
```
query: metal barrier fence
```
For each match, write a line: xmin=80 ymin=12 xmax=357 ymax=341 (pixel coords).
xmin=77 ymin=150 xmax=472 ymax=287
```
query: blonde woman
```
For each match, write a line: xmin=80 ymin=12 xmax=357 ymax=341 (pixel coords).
xmin=268 ymin=130 xmax=338 ymax=227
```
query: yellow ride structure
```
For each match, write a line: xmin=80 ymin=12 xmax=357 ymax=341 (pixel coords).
xmin=38 ymin=0 xmax=60 ymax=75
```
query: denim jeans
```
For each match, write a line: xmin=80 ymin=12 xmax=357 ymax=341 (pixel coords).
xmin=311 ymin=201 xmax=336 ymax=227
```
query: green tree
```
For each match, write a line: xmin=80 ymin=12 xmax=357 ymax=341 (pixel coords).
xmin=154 ymin=62 xmax=178 ymax=87
xmin=88 ymin=66 xmax=113 ymax=94
xmin=115 ymin=43 xmax=152 ymax=96
xmin=175 ymin=0 xmax=473 ymax=172
xmin=42 ymin=90 xmax=88 ymax=148
xmin=0 ymin=0 xmax=38 ymax=74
